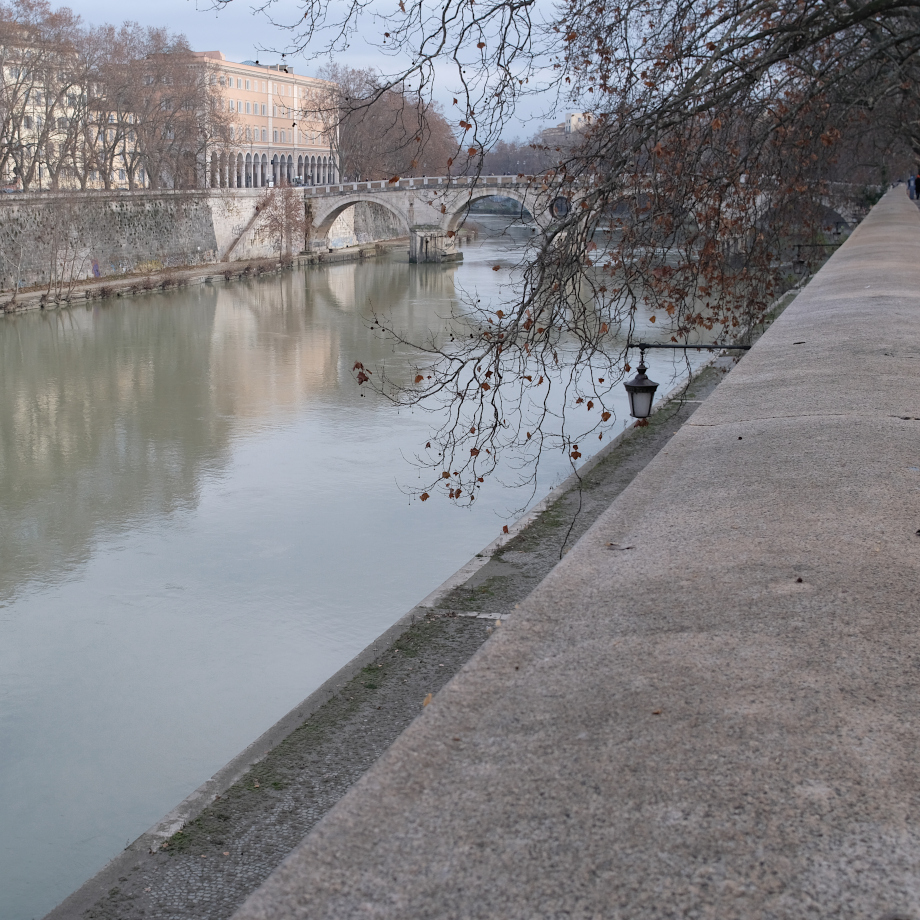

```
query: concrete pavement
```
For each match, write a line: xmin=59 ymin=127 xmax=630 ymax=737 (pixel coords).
xmin=232 ymin=189 xmax=920 ymax=920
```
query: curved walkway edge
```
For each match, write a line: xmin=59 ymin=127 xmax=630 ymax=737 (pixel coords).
xmin=232 ymin=189 xmax=920 ymax=919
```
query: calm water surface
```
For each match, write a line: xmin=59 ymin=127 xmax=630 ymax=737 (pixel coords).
xmin=0 ymin=221 xmax=701 ymax=919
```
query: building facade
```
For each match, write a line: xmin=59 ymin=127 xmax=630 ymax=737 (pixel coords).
xmin=1 ymin=47 xmax=338 ymax=192
xmin=540 ymin=112 xmax=594 ymax=146
xmin=200 ymin=52 xmax=338 ymax=189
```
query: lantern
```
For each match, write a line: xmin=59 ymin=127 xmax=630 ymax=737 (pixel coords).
xmin=624 ymin=351 xmax=659 ymax=419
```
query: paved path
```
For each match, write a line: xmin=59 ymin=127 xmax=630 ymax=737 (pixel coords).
xmin=232 ymin=189 xmax=920 ymax=919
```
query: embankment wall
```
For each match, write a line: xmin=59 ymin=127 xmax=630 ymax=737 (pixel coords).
xmin=0 ymin=190 xmax=405 ymax=291
xmin=0 ymin=191 xmax=219 ymax=291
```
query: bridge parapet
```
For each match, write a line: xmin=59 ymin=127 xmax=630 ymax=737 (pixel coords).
xmin=303 ymin=175 xmax=534 ymax=199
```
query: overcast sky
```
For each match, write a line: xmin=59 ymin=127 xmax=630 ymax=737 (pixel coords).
xmin=68 ymin=0 xmax=561 ymax=138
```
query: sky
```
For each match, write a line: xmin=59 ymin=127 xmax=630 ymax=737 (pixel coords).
xmin=67 ymin=0 xmax=563 ymax=138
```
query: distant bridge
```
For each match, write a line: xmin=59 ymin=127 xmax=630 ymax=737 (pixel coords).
xmin=303 ymin=175 xmax=549 ymax=261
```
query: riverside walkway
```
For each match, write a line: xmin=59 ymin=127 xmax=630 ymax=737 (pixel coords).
xmin=232 ymin=188 xmax=920 ymax=919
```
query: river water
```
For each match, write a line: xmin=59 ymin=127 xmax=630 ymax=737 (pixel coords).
xmin=0 ymin=217 xmax=703 ymax=920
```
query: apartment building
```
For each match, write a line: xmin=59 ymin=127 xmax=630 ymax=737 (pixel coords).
xmin=199 ymin=51 xmax=338 ymax=189
xmin=540 ymin=112 xmax=594 ymax=146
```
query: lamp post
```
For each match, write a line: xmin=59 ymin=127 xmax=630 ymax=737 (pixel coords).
xmin=624 ymin=342 xmax=752 ymax=419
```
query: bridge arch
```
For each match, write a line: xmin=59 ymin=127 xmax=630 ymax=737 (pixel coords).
xmin=444 ymin=186 xmax=536 ymax=231
xmin=311 ymin=195 xmax=411 ymax=244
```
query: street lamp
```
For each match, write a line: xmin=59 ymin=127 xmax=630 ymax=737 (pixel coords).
xmin=624 ymin=342 xmax=753 ymax=419
xmin=623 ymin=347 xmax=659 ymax=420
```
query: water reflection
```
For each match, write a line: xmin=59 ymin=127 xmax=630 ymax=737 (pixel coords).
xmin=0 ymin=257 xmax=464 ymax=609
xmin=0 ymin=296 xmax=227 ymax=606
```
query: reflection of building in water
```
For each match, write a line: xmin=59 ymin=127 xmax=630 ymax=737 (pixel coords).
xmin=300 ymin=257 xmax=462 ymax=389
xmin=0 ymin=256 xmax=463 ymax=603
xmin=208 ymin=279 xmax=339 ymax=419
xmin=0 ymin=292 xmax=227 ymax=602
xmin=305 ymin=255 xmax=458 ymax=317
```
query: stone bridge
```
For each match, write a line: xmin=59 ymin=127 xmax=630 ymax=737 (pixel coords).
xmin=304 ymin=175 xmax=548 ymax=262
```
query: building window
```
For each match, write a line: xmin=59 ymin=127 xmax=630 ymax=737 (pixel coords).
xmin=273 ymin=129 xmax=278 ymax=142
xmin=237 ymin=100 xmax=242 ymax=112
xmin=119 ymin=168 xmax=125 ymax=181
xmin=261 ymin=128 xmax=267 ymax=141
xmin=219 ymin=75 xmax=225 ymax=86
xmin=261 ymin=104 xmax=266 ymax=115
xmin=245 ymin=79 xmax=250 ymax=90
xmin=140 ymin=169 xmax=145 ymax=184
xmin=245 ymin=101 xmax=250 ymax=114
xmin=280 ymin=130 xmax=285 ymax=143
xmin=246 ymin=127 xmax=250 ymax=140
xmin=273 ymin=105 xmax=277 ymax=117
xmin=236 ymin=78 xmax=242 ymax=88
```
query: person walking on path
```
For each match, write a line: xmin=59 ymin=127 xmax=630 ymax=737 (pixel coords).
xmin=910 ymin=175 xmax=916 ymax=199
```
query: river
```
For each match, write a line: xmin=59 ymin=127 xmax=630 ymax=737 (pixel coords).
xmin=0 ymin=217 xmax=703 ymax=920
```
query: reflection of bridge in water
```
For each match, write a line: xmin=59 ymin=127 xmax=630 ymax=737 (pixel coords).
xmin=304 ymin=176 xmax=547 ymax=262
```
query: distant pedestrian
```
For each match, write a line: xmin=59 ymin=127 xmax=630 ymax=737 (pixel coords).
xmin=915 ymin=171 xmax=920 ymax=200
xmin=910 ymin=175 xmax=916 ymax=200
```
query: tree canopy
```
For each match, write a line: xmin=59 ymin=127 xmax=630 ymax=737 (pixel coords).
xmin=186 ymin=0 xmax=920 ymax=499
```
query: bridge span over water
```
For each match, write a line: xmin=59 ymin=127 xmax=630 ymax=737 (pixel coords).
xmin=303 ymin=175 xmax=547 ymax=261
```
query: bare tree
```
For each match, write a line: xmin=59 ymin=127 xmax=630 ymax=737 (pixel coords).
xmin=0 ymin=0 xmax=83 ymax=190
xmin=307 ymin=63 xmax=458 ymax=181
xmin=43 ymin=193 xmax=88 ymax=301
xmin=114 ymin=26 xmax=231 ymax=189
xmin=481 ymin=136 xmax=552 ymax=176
xmin=0 ymin=4 xmax=234 ymax=192
xmin=257 ymin=184 xmax=308 ymax=259
xmin=91 ymin=0 xmax=920 ymax=497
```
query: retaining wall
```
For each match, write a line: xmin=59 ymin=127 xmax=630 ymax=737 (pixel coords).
xmin=0 ymin=190 xmax=404 ymax=291
xmin=0 ymin=191 xmax=219 ymax=291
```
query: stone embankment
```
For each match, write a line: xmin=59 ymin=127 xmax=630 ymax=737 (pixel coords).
xmin=223 ymin=188 xmax=920 ymax=919
xmin=0 ymin=189 xmax=406 ymax=297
